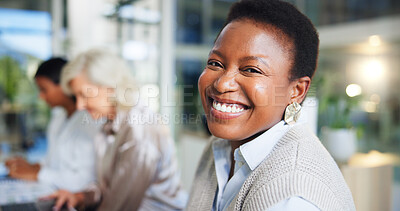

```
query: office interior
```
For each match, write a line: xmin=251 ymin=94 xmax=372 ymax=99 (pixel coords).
xmin=0 ymin=0 xmax=399 ymax=210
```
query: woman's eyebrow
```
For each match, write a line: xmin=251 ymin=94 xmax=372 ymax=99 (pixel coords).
xmin=208 ymin=49 xmax=224 ymax=58
xmin=239 ymin=56 xmax=270 ymax=69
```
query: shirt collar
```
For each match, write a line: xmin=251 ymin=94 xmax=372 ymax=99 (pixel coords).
xmin=236 ymin=120 xmax=290 ymax=171
xmin=213 ymin=111 xmax=308 ymax=172
xmin=102 ymin=109 xmax=129 ymax=135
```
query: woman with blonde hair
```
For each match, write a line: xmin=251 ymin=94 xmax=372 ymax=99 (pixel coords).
xmin=46 ymin=49 xmax=187 ymax=211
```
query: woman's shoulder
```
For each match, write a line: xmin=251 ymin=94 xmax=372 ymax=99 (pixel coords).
xmin=239 ymin=124 xmax=355 ymax=211
xmin=281 ymin=124 xmax=338 ymax=170
xmin=261 ymin=124 xmax=341 ymax=180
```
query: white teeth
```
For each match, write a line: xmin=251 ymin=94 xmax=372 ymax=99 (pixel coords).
xmin=212 ymin=100 xmax=245 ymax=113
xmin=221 ymin=104 xmax=226 ymax=112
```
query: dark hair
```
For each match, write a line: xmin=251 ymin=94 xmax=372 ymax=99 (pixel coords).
xmin=34 ymin=57 xmax=67 ymax=84
xmin=225 ymin=0 xmax=319 ymax=80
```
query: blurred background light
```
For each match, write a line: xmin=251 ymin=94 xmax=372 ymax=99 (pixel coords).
xmin=369 ymin=94 xmax=381 ymax=104
xmin=363 ymin=59 xmax=384 ymax=81
xmin=122 ymin=40 xmax=149 ymax=61
xmin=349 ymin=150 xmax=400 ymax=167
xmin=364 ymin=101 xmax=377 ymax=113
xmin=368 ymin=35 xmax=382 ymax=47
xmin=346 ymin=84 xmax=362 ymax=97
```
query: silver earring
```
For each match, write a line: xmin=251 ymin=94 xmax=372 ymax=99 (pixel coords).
xmin=284 ymin=102 xmax=301 ymax=125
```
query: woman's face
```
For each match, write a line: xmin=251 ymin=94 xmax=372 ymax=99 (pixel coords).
xmin=199 ymin=19 xmax=300 ymax=142
xmin=35 ymin=76 xmax=66 ymax=107
xmin=69 ymin=73 xmax=116 ymax=120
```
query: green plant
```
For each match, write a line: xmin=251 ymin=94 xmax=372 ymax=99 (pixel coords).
xmin=0 ymin=56 xmax=39 ymax=109
xmin=320 ymin=94 xmax=361 ymax=129
xmin=0 ymin=56 xmax=24 ymax=103
xmin=315 ymin=70 xmax=361 ymax=129
xmin=0 ymin=55 xmax=50 ymax=144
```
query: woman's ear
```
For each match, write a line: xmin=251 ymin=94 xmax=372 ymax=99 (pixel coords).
xmin=290 ymin=76 xmax=311 ymax=103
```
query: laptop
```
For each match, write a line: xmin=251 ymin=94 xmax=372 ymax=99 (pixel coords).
xmin=0 ymin=199 xmax=55 ymax=211
xmin=0 ymin=177 xmax=59 ymax=211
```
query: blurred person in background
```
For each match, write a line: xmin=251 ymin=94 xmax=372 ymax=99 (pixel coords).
xmin=44 ymin=49 xmax=187 ymax=211
xmin=5 ymin=58 xmax=100 ymax=192
xmin=186 ymin=0 xmax=355 ymax=210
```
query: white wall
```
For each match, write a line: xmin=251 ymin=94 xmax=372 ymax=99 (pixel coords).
xmin=67 ymin=0 xmax=117 ymax=57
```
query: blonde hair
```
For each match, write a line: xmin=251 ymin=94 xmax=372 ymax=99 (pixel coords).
xmin=61 ymin=49 xmax=138 ymax=109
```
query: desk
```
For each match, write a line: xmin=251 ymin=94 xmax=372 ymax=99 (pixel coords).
xmin=342 ymin=164 xmax=392 ymax=211
xmin=341 ymin=151 xmax=400 ymax=211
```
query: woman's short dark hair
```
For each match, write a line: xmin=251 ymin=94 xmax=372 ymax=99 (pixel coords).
xmin=225 ymin=0 xmax=319 ymax=80
xmin=35 ymin=57 xmax=67 ymax=84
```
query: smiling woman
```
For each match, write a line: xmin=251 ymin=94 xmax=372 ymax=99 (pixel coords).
xmin=187 ymin=0 xmax=356 ymax=211
xmin=199 ymin=20 xmax=299 ymax=144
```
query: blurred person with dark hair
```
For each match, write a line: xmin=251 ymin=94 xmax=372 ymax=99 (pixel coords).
xmin=186 ymin=0 xmax=355 ymax=210
xmin=44 ymin=49 xmax=187 ymax=211
xmin=5 ymin=58 xmax=100 ymax=192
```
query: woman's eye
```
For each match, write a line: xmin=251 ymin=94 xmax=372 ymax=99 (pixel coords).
xmin=207 ymin=61 xmax=222 ymax=68
xmin=242 ymin=68 xmax=262 ymax=74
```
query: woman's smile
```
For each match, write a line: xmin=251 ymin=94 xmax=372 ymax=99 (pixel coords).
xmin=208 ymin=96 xmax=250 ymax=120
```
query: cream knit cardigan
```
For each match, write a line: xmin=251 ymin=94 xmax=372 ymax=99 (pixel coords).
xmin=187 ymin=125 xmax=356 ymax=211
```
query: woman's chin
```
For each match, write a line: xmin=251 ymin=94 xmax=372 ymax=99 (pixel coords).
xmin=208 ymin=125 xmax=242 ymax=141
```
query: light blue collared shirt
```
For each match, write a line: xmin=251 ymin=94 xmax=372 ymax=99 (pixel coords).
xmin=212 ymin=120 xmax=320 ymax=211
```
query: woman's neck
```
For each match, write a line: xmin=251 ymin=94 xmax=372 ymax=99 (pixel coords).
xmin=228 ymin=131 xmax=265 ymax=179
xmin=106 ymin=107 xmax=118 ymax=121
xmin=62 ymin=99 xmax=76 ymax=117
xmin=229 ymin=131 xmax=265 ymax=152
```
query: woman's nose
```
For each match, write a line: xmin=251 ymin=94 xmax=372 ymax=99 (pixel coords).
xmin=213 ymin=70 xmax=239 ymax=93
